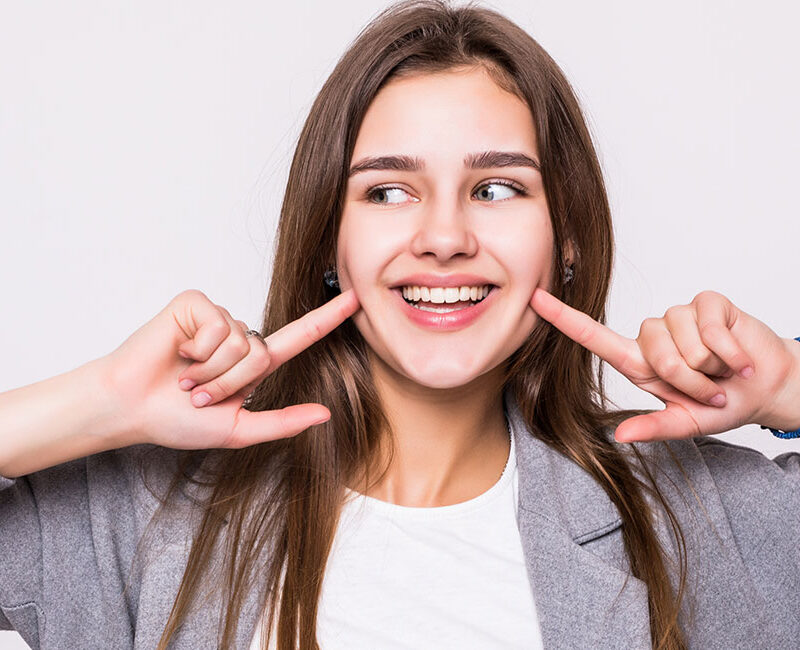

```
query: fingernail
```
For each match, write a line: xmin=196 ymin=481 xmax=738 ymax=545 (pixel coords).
xmin=191 ymin=391 xmax=212 ymax=407
xmin=178 ymin=350 xmax=190 ymax=359
xmin=709 ymin=393 xmax=727 ymax=407
xmin=179 ymin=378 xmax=196 ymax=390
xmin=740 ymin=366 xmax=754 ymax=379
xmin=310 ymin=414 xmax=331 ymax=426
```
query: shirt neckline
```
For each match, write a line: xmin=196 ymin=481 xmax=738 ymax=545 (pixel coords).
xmin=342 ymin=417 xmax=516 ymax=521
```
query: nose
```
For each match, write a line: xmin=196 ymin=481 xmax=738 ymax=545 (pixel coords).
xmin=409 ymin=198 xmax=479 ymax=261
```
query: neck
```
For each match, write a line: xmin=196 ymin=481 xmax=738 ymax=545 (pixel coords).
xmin=358 ymin=352 xmax=511 ymax=507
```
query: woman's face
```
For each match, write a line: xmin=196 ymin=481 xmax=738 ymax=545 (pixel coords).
xmin=337 ymin=66 xmax=555 ymax=390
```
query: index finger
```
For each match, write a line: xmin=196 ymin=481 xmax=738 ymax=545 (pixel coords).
xmin=263 ymin=288 xmax=360 ymax=368
xmin=530 ymin=288 xmax=636 ymax=372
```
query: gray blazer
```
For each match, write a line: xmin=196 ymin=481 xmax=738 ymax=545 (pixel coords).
xmin=1 ymin=391 xmax=798 ymax=649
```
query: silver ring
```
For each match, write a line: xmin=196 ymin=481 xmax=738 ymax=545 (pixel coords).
xmin=244 ymin=329 xmax=267 ymax=345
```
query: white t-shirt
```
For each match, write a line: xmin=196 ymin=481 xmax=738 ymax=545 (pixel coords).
xmin=250 ymin=426 xmax=543 ymax=649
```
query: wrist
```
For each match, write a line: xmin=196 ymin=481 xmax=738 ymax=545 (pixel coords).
xmin=757 ymin=336 xmax=800 ymax=433
xmin=84 ymin=355 xmax=141 ymax=449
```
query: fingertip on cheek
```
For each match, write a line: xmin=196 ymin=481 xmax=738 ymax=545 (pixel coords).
xmin=529 ymin=287 xmax=544 ymax=309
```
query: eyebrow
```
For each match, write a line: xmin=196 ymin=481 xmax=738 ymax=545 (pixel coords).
xmin=347 ymin=150 xmax=541 ymax=177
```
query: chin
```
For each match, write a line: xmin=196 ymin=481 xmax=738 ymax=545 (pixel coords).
xmin=393 ymin=352 xmax=500 ymax=390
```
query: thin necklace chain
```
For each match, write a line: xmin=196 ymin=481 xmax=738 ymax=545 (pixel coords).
xmin=498 ymin=414 xmax=512 ymax=477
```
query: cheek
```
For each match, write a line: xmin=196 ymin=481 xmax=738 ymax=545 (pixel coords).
xmin=480 ymin=221 xmax=554 ymax=290
xmin=514 ymin=239 xmax=553 ymax=289
xmin=337 ymin=212 xmax=407 ymax=289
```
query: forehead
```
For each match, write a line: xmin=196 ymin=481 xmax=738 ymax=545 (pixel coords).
xmin=353 ymin=67 xmax=538 ymax=160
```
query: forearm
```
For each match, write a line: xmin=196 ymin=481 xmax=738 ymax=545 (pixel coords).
xmin=0 ymin=356 xmax=133 ymax=478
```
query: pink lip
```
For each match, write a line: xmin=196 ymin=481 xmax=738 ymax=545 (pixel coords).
xmin=391 ymin=286 xmax=498 ymax=331
xmin=390 ymin=273 xmax=495 ymax=289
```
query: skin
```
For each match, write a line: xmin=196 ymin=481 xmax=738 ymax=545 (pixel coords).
xmin=336 ymin=65 xmax=561 ymax=507
xmin=170 ymin=68 xmax=800 ymax=508
xmin=532 ymin=288 xmax=800 ymax=441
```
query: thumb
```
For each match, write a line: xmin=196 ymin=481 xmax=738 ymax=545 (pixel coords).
xmin=226 ymin=404 xmax=331 ymax=448
xmin=614 ymin=404 xmax=698 ymax=443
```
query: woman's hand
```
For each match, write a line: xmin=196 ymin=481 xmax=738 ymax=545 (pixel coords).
xmin=530 ymin=288 xmax=800 ymax=443
xmin=103 ymin=288 xmax=360 ymax=450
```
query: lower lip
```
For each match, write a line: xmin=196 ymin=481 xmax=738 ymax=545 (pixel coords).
xmin=391 ymin=287 xmax=498 ymax=331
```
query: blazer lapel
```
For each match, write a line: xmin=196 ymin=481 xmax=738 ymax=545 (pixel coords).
xmin=505 ymin=391 xmax=652 ymax=649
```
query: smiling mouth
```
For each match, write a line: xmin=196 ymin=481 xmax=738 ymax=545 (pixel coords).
xmin=400 ymin=284 xmax=497 ymax=312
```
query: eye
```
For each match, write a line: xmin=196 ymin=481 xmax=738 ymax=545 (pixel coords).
xmin=473 ymin=181 xmax=525 ymax=202
xmin=366 ymin=185 xmax=415 ymax=205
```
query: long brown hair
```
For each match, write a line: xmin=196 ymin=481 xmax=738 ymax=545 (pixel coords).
xmin=150 ymin=1 xmax=689 ymax=648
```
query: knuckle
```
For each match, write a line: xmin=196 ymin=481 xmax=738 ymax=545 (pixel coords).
xmin=251 ymin=343 xmax=271 ymax=367
xmin=210 ymin=317 xmax=231 ymax=336
xmin=654 ymin=354 xmax=681 ymax=378
xmin=231 ymin=335 xmax=249 ymax=357
xmin=212 ymin=375 xmax=232 ymax=398
xmin=616 ymin=349 xmax=637 ymax=376
xmin=221 ymin=428 xmax=242 ymax=449
xmin=573 ymin=324 xmax=594 ymax=346
xmin=277 ymin=407 xmax=292 ymax=435
xmin=171 ymin=289 xmax=206 ymax=311
xmin=685 ymin=348 xmax=711 ymax=369
xmin=693 ymin=289 xmax=721 ymax=304
xmin=189 ymin=346 xmax=212 ymax=362
xmin=179 ymin=288 xmax=207 ymax=302
xmin=303 ymin=317 xmax=325 ymax=343
xmin=638 ymin=317 xmax=658 ymax=336
xmin=663 ymin=304 xmax=689 ymax=324
xmin=698 ymin=320 xmax=724 ymax=340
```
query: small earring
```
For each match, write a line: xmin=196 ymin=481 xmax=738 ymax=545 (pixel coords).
xmin=323 ymin=267 xmax=340 ymax=289
xmin=563 ymin=264 xmax=574 ymax=284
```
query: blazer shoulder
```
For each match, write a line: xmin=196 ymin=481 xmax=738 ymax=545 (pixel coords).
xmin=625 ymin=434 xmax=800 ymax=554
xmin=0 ymin=443 xmax=212 ymax=647
xmin=625 ymin=433 xmax=800 ymax=501
xmin=691 ymin=435 xmax=800 ymax=506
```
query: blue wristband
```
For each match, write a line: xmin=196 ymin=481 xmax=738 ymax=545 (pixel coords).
xmin=759 ymin=336 xmax=800 ymax=439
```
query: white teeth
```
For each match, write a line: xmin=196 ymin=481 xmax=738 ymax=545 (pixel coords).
xmin=399 ymin=284 xmax=493 ymax=304
xmin=444 ymin=287 xmax=460 ymax=303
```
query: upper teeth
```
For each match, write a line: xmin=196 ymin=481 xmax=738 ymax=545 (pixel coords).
xmin=401 ymin=285 xmax=491 ymax=303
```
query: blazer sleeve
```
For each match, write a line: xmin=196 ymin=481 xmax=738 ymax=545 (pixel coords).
xmin=0 ymin=445 xmax=176 ymax=649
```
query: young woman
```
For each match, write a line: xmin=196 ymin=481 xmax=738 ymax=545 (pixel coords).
xmin=1 ymin=1 xmax=798 ymax=649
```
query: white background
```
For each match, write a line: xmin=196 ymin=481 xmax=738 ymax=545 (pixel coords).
xmin=1 ymin=1 xmax=798 ymax=647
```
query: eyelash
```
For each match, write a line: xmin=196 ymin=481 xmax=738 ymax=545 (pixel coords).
xmin=365 ymin=179 xmax=528 ymax=204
